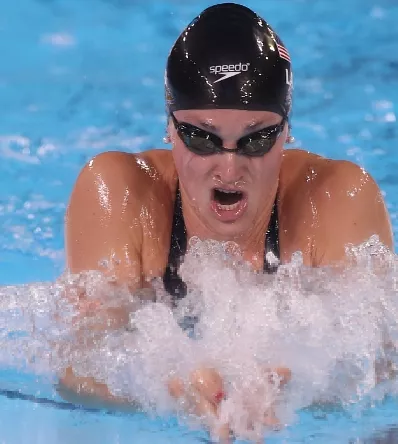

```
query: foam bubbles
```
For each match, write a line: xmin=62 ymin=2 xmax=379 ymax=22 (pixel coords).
xmin=121 ymin=236 xmax=398 ymax=440
xmin=0 ymin=237 xmax=396 ymax=441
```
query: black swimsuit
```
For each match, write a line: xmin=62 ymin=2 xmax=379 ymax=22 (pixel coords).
xmin=162 ymin=187 xmax=280 ymax=301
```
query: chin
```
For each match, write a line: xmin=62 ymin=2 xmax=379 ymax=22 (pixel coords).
xmin=210 ymin=218 xmax=251 ymax=241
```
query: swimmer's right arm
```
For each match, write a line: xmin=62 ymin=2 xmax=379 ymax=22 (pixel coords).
xmin=56 ymin=368 xmax=137 ymax=412
xmin=65 ymin=151 xmax=146 ymax=291
xmin=58 ymin=151 xmax=155 ymax=408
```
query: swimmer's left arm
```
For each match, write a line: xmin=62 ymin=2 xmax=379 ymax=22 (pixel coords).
xmin=311 ymin=161 xmax=394 ymax=266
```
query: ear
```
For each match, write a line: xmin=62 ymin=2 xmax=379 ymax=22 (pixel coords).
xmin=286 ymin=134 xmax=295 ymax=144
xmin=286 ymin=123 xmax=295 ymax=144
xmin=163 ymin=115 xmax=173 ymax=144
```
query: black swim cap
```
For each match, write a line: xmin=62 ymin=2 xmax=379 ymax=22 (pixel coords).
xmin=165 ymin=3 xmax=293 ymax=117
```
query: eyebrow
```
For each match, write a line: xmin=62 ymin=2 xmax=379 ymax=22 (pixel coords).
xmin=197 ymin=120 xmax=268 ymax=132
xmin=197 ymin=120 xmax=218 ymax=131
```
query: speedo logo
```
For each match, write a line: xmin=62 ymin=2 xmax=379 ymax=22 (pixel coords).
xmin=209 ymin=62 xmax=250 ymax=83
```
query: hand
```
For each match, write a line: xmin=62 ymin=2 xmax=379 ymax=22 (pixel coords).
xmin=167 ymin=365 xmax=291 ymax=442
xmin=168 ymin=367 xmax=231 ymax=442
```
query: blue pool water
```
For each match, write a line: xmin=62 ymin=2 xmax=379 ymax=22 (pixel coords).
xmin=0 ymin=0 xmax=397 ymax=442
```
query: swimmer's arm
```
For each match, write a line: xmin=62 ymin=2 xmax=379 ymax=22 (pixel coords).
xmin=56 ymin=368 xmax=137 ymax=412
xmin=65 ymin=151 xmax=146 ymax=289
xmin=59 ymin=152 xmax=154 ymax=407
xmin=312 ymin=161 xmax=394 ymax=266
xmin=309 ymin=163 xmax=395 ymax=386
xmin=56 ymin=287 xmax=156 ymax=410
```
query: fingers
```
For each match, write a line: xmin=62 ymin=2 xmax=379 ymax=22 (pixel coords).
xmin=190 ymin=367 xmax=225 ymax=406
xmin=168 ymin=370 xmax=231 ymax=442
xmin=168 ymin=370 xmax=224 ymax=413
xmin=263 ymin=407 xmax=280 ymax=428
xmin=190 ymin=368 xmax=231 ymax=441
xmin=192 ymin=395 xmax=231 ymax=444
xmin=168 ymin=374 xmax=217 ymax=419
xmin=168 ymin=365 xmax=292 ymax=441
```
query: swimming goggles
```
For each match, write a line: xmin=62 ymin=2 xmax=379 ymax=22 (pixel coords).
xmin=170 ymin=112 xmax=286 ymax=157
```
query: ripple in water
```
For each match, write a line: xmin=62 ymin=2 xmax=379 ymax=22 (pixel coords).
xmin=0 ymin=235 xmax=397 ymax=441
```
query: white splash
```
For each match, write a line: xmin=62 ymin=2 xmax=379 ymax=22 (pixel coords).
xmin=0 ymin=237 xmax=396 ymax=441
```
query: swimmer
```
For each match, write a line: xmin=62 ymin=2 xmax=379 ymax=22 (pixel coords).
xmin=58 ymin=2 xmax=394 ymax=440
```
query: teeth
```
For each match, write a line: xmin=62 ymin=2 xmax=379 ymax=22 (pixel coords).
xmin=216 ymin=202 xmax=241 ymax=211
xmin=216 ymin=188 xmax=240 ymax=194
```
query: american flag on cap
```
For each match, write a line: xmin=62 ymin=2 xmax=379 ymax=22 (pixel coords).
xmin=277 ymin=43 xmax=291 ymax=63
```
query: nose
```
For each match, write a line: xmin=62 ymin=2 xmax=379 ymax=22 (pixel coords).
xmin=213 ymin=149 xmax=245 ymax=185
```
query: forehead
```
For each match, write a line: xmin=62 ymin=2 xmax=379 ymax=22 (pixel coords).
xmin=173 ymin=109 xmax=281 ymax=130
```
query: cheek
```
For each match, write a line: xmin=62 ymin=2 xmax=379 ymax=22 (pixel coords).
xmin=171 ymin=142 xmax=184 ymax=173
xmin=172 ymin=141 xmax=192 ymax=176
xmin=255 ymin=146 xmax=283 ymax=184
xmin=172 ymin=142 xmax=208 ymax=182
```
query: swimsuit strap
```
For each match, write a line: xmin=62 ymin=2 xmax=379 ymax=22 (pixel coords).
xmin=162 ymin=187 xmax=187 ymax=300
xmin=162 ymin=186 xmax=280 ymax=300
xmin=263 ymin=196 xmax=280 ymax=273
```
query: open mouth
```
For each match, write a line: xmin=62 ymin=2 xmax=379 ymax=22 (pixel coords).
xmin=212 ymin=188 xmax=245 ymax=210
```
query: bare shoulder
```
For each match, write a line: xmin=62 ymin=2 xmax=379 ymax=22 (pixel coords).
xmin=67 ymin=149 xmax=178 ymax=220
xmin=280 ymin=148 xmax=381 ymax=203
xmin=278 ymin=149 xmax=393 ymax=265
xmin=65 ymin=149 xmax=178 ymax=279
xmin=72 ymin=149 xmax=176 ymax=195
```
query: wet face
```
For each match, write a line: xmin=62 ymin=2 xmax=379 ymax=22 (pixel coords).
xmin=170 ymin=109 xmax=287 ymax=240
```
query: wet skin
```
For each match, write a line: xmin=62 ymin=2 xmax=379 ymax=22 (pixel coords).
xmin=59 ymin=109 xmax=394 ymax=440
